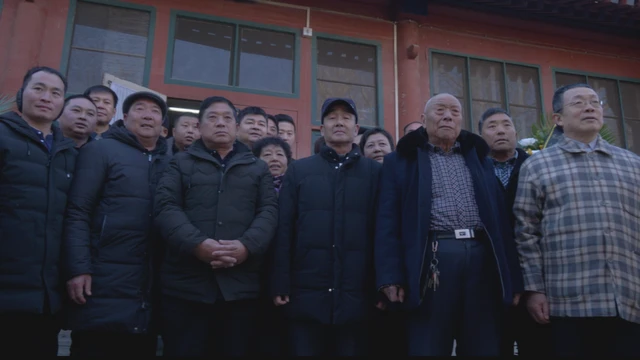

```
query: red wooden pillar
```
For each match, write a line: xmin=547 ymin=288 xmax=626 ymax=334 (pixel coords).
xmin=396 ymin=20 xmax=423 ymax=136
xmin=0 ymin=0 xmax=48 ymax=93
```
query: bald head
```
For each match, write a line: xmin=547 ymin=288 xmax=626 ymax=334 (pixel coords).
xmin=424 ymin=93 xmax=461 ymax=113
xmin=421 ymin=93 xmax=463 ymax=151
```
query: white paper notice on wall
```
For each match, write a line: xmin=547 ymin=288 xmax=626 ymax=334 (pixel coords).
xmin=102 ymin=73 xmax=167 ymax=124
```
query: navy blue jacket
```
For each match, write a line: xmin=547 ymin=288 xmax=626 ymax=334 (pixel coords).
xmin=375 ymin=127 xmax=523 ymax=310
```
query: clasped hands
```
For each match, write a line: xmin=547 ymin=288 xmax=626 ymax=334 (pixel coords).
xmin=195 ymin=238 xmax=248 ymax=269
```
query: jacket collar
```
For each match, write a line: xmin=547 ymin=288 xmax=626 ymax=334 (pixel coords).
xmin=104 ymin=119 xmax=168 ymax=155
xmin=557 ymin=134 xmax=613 ymax=156
xmin=396 ymin=126 xmax=490 ymax=160
xmin=0 ymin=111 xmax=75 ymax=152
xmin=319 ymin=143 xmax=361 ymax=164
xmin=188 ymin=139 xmax=252 ymax=163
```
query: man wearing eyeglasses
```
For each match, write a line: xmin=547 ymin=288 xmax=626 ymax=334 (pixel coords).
xmin=514 ymin=83 xmax=640 ymax=357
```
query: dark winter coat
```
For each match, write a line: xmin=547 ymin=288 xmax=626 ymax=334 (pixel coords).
xmin=270 ymin=144 xmax=381 ymax=325
xmin=63 ymin=120 xmax=169 ymax=334
xmin=154 ymin=139 xmax=278 ymax=303
xmin=374 ymin=127 xmax=524 ymax=310
xmin=0 ymin=111 xmax=76 ymax=315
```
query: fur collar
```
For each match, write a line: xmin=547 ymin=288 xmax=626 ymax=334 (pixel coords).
xmin=396 ymin=126 xmax=490 ymax=160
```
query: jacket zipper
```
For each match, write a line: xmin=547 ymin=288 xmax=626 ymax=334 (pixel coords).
xmin=212 ymin=156 xmax=255 ymax=238
xmin=141 ymin=152 xmax=154 ymax=329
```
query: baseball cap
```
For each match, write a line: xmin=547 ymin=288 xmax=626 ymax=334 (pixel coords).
xmin=320 ymin=98 xmax=358 ymax=124
xmin=122 ymin=91 xmax=168 ymax=119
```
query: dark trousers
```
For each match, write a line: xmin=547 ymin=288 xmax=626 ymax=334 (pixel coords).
xmin=371 ymin=308 xmax=407 ymax=356
xmin=551 ymin=316 xmax=640 ymax=357
xmin=0 ymin=312 xmax=59 ymax=356
xmin=407 ymin=237 xmax=502 ymax=356
xmin=70 ymin=330 xmax=157 ymax=357
xmin=161 ymin=295 xmax=259 ymax=357
xmin=500 ymin=294 xmax=552 ymax=357
xmin=289 ymin=320 xmax=368 ymax=356
xmin=256 ymin=299 xmax=286 ymax=356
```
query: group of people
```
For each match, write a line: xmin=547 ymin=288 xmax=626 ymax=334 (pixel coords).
xmin=0 ymin=65 xmax=639 ymax=357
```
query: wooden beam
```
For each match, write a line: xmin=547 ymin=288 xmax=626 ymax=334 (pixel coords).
xmin=503 ymin=0 xmax=530 ymax=9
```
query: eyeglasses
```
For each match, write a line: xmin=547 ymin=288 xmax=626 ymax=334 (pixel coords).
xmin=564 ymin=99 xmax=604 ymax=109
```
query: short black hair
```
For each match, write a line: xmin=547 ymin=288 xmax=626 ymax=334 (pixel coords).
xmin=252 ymin=136 xmax=293 ymax=165
xmin=64 ymin=94 xmax=96 ymax=109
xmin=313 ymin=136 xmax=326 ymax=154
xmin=553 ymin=83 xmax=594 ymax=114
xmin=83 ymin=85 xmax=119 ymax=107
xmin=238 ymin=106 xmax=268 ymax=124
xmin=478 ymin=108 xmax=511 ymax=135
xmin=267 ymin=114 xmax=279 ymax=133
xmin=198 ymin=96 xmax=237 ymax=122
xmin=275 ymin=114 xmax=295 ymax=130
xmin=172 ymin=112 xmax=199 ymax=130
xmin=22 ymin=66 xmax=68 ymax=92
xmin=359 ymin=127 xmax=395 ymax=152
xmin=357 ymin=127 xmax=368 ymax=136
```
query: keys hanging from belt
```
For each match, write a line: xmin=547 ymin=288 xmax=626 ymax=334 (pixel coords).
xmin=427 ymin=240 xmax=440 ymax=291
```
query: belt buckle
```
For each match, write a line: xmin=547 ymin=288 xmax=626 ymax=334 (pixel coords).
xmin=454 ymin=229 xmax=474 ymax=239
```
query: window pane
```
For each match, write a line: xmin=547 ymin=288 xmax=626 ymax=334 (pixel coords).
xmin=238 ymin=27 xmax=294 ymax=93
xmin=171 ymin=17 xmax=233 ymax=86
xmin=588 ymin=77 xmax=624 ymax=146
xmin=620 ymin=81 xmax=640 ymax=154
xmin=510 ymin=106 xmax=538 ymax=138
xmin=470 ymin=59 xmax=504 ymax=103
xmin=67 ymin=2 xmax=150 ymax=93
xmin=469 ymin=59 xmax=504 ymax=129
xmin=620 ymin=81 xmax=640 ymax=120
xmin=625 ymin=120 xmax=640 ymax=155
xmin=317 ymin=39 xmax=376 ymax=86
xmin=555 ymin=73 xmax=586 ymax=89
xmin=432 ymin=53 xmax=467 ymax=98
xmin=506 ymin=65 xmax=541 ymax=107
xmin=431 ymin=53 xmax=471 ymax=129
xmin=506 ymin=65 xmax=542 ymax=138
xmin=72 ymin=2 xmax=149 ymax=56
xmin=317 ymin=80 xmax=376 ymax=127
xmin=67 ymin=49 xmax=145 ymax=94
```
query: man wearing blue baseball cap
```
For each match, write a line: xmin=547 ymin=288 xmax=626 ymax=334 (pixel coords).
xmin=270 ymin=97 xmax=382 ymax=356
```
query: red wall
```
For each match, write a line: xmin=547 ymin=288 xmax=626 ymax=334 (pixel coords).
xmin=0 ymin=0 xmax=396 ymax=159
xmin=395 ymin=4 xmax=640 ymax=131
xmin=1 ymin=0 xmax=639 ymax=155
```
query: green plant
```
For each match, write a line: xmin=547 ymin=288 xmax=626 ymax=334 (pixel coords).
xmin=0 ymin=94 xmax=15 ymax=114
xmin=519 ymin=112 xmax=618 ymax=154
xmin=597 ymin=123 xmax=617 ymax=144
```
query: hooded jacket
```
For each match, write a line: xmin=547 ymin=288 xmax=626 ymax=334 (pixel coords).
xmin=0 ymin=111 xmax=77 ymax=314
xmin=63 ymin=120 xmax=169 ymax=333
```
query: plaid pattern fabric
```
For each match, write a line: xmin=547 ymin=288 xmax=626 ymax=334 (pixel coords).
xmin=493 ymin=151 xmax=518 ymax=188
xmin=429 ymin=142 xmax=483 ymax=231
xmin=514 ymin=135 xmax=640 ymax=324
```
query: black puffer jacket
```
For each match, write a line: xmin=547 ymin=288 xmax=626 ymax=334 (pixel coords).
xmin=62 ymin=120 xmax=169 ymax=334
xmin=0 ymin=112 xmax=76 ymax=315
xmin=154 ymin=140 xmax=278 ymax=303
xmin=270 ymin=144 xmax=381 ymax=325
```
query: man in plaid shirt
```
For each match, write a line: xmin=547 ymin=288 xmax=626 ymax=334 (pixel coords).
xmin=514 ymin=83 xmax=640 ymax=357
